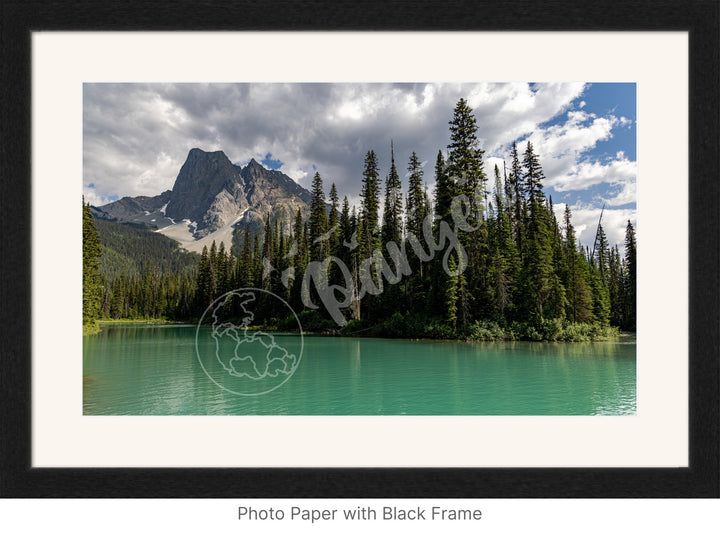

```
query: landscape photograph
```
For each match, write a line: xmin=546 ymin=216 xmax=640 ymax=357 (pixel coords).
xmin=82 ymin=82 xmax=637 ymax=416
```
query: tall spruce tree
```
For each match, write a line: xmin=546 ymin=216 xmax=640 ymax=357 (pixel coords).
xmin=594 ymin=223 xmax=610 ymax=283
xmin=522 ymin=141 xmax=545 ymax=201
xmin=406 ymin=151 xmax=427 ymax=281
xmin=195 ymin=245 xmax=214 ymax=312
xmin=290 ymin=208 xmax=309 ymax=312
xmin=359 ymin=150 xmax=381 ymax=257
xmin=445 ymin=256 xmax=459 ymax=332
xmin=261 ymin=215 xmax=275 ymax=289
xmin=445 ymin=99 xmax=488 ymax=326
xmin=624 ymin=220 xmax=637 ymax=330
xmin=83 ymin=198 xmax=103 ymax=326
xmin=446 ymin=98 xmax=486 ymax=224
xmin=406 ymin=151 xmax=426 ymax=234
xmin=328 ymin=182 xmax=340 ymax=256
xmin=237 ymin=227 xmax=253 ymax=287
xmin=518 ymin=197 xmax=555 ymax=322
xmin=309 ymin=171 xmax=329 ymax=261
xmin=433 ymin=150 xmax=452 ymax=224
xmin=507 ymin=142 xmax=525 ymax=256
xmin=489 ymin=165 xmax=520 ymax=320
xmin=608 ymin=246 xmax=623 ymax=327
xmin=381 ymin=143 xmax=403 ymax=246
xmin=562 ymin=205 xmax=592 ymax=323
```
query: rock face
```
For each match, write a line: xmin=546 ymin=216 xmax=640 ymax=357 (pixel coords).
xmin=164 ymin=149 xmax=248 ymax=237
xmin=241 ymin=158 xmax=312 ymax=210
xmin=93 ymin=148 xmax=313 ymax=244
xmin=97 ymin=190 xmax=171 ymax=221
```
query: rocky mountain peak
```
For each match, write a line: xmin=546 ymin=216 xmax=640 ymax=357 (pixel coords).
xmin=94 ymin=148 xmax=314 ymax=247
xmin=242 ymin=157 xmax=271 ymax=180
xmin=163 ymin=148 xmax=245 ymax=236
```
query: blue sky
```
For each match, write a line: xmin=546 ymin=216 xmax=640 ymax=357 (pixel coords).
xmin=541 ymin=83 xmax=636 ymax=209
xmin=83 ymin=83 xmax=636 ymax=249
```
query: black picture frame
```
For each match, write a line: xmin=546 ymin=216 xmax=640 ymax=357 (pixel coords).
xmin=1 ymin=0 xmax=718 ymax=498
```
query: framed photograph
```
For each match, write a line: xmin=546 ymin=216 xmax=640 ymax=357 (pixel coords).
xmin=1 ymin=1 xmax=718 ymax=498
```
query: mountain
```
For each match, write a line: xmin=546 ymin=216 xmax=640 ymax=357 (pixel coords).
xmin=92 ymin=148 xmax=313 ymax=253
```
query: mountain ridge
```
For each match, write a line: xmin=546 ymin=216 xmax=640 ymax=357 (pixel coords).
xmin=92 ymin=148 xmax=313 ymax=253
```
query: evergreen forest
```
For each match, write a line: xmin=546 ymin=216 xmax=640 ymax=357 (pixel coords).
xmin=83 ymin=98 xmax=637 ymax=341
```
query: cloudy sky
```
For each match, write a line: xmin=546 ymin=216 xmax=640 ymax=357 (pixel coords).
xmin=83 ymin=82 xmax=636 ymax=249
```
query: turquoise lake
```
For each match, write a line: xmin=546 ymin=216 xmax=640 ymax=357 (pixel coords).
xmin=83 ymin=324 xmax=636 ymax=415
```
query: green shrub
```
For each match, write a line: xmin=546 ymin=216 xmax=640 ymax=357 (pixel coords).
xmin=423 ymin=321 xmax=457 ymax=340
xmin=339 ymin=318 xmax=371 ymax=335
xmin=367 ymin=312 xmax=432 ymax=339
xmin=293 ymin=310 xmax=337 ymax=333
xmin=467 ymin=320 xmax=506 ymax=341
xmin=538 ymin=318 xmax=564 ymax=341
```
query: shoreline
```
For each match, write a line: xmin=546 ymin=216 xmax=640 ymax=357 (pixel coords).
xmin=97 ymin=318 xmax=184 ymax=325
xmin=91 ymin=319 xmax=633 ymax=343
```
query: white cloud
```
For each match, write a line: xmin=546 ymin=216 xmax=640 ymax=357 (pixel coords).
xmin=602 ymin=178 xmax=637 ymax=206
xmin=527 ymin=113 xmax=617 ymax=185
xmin=553 ymin=152 xmax=637 ymax=194
xmin=83 ymin=82 xmax=635 ymax=243
xmin=84 ymin=82 xmax=589 ymax=203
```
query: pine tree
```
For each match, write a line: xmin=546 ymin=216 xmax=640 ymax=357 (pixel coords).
xmin=290 ymin=208 xmax=309 ymax=312
xmin=508 ymin=141 xmax=523 ymax=203
xmin=195 ymin=245 xmax=213 ymax=312
xmin=433 ymin=150 xmax=452 ymax=224
xmin=446 ymin=97 xmax=486 ymax=224
xmin=547 ymin=199 xmax=568 ymax=320
xmin=237 ymin=227 xmax=253 ymax=287
xmin=445 ymin=99 xmax=487 ymax=324
xmin=339 ymin=196 xmax=352 ymax=253
xmin=518 ymin=197 xmax=555 ymax=322
xmin=562 ymin=205 xmax=592 ymax=323
xmin=309 ymin=171 xmax=329 ymax=261
xmin=624 ymin=220 xmax=637 ymax=330
xmin=381 ymin=142 xmax=403 ymax=246
xmin=405 ymin=151 xmax=426 ymax=239
xmin=328 ymin=182 xmax=340 ymax=256
xmin=108 ymin=275 xmax=125 ymax=319
xmin=308 ymin=172 xmax=331 ymax=311
xmin=252 ymin=233 xmax=262 ymax=288
xmin=608 ymin=245 xmax=623 ymax=327
xmin=493 ymin=164 xmax=504 ymax=214
xmin=588 ymin=262 xmax=611 ymax=326
xmin=444 ymin=255 xmax=459 ymax=332
xmin=335 ymin=195 xmax=354 ymax=288
xmin=522 ymin=141 xmax=545 ymax=201
xmin=82 ymin=198 xmax=104 ymax=326
xmin=507 ymin=142 xmax=525 ymax=255
xmin=261 ymin=214 xmax=275 ymax=290
xmin=489 ymin=170 xmax=520 ymax=321
xmin=405 ymin=151 xmax=428 ymax=291
xmin=216 ymin=241 xmax=229 ymax=295
xmin=359 ymin=150 xmax=381 ymax=257
xmin=275 ymin=223 xmax=290 ymax=302
xmin=594 ymin=223 xmax=610 ymax=283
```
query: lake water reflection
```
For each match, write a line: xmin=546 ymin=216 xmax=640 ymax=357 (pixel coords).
xmin=83 ymin=324 xmax=636 ymax=415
